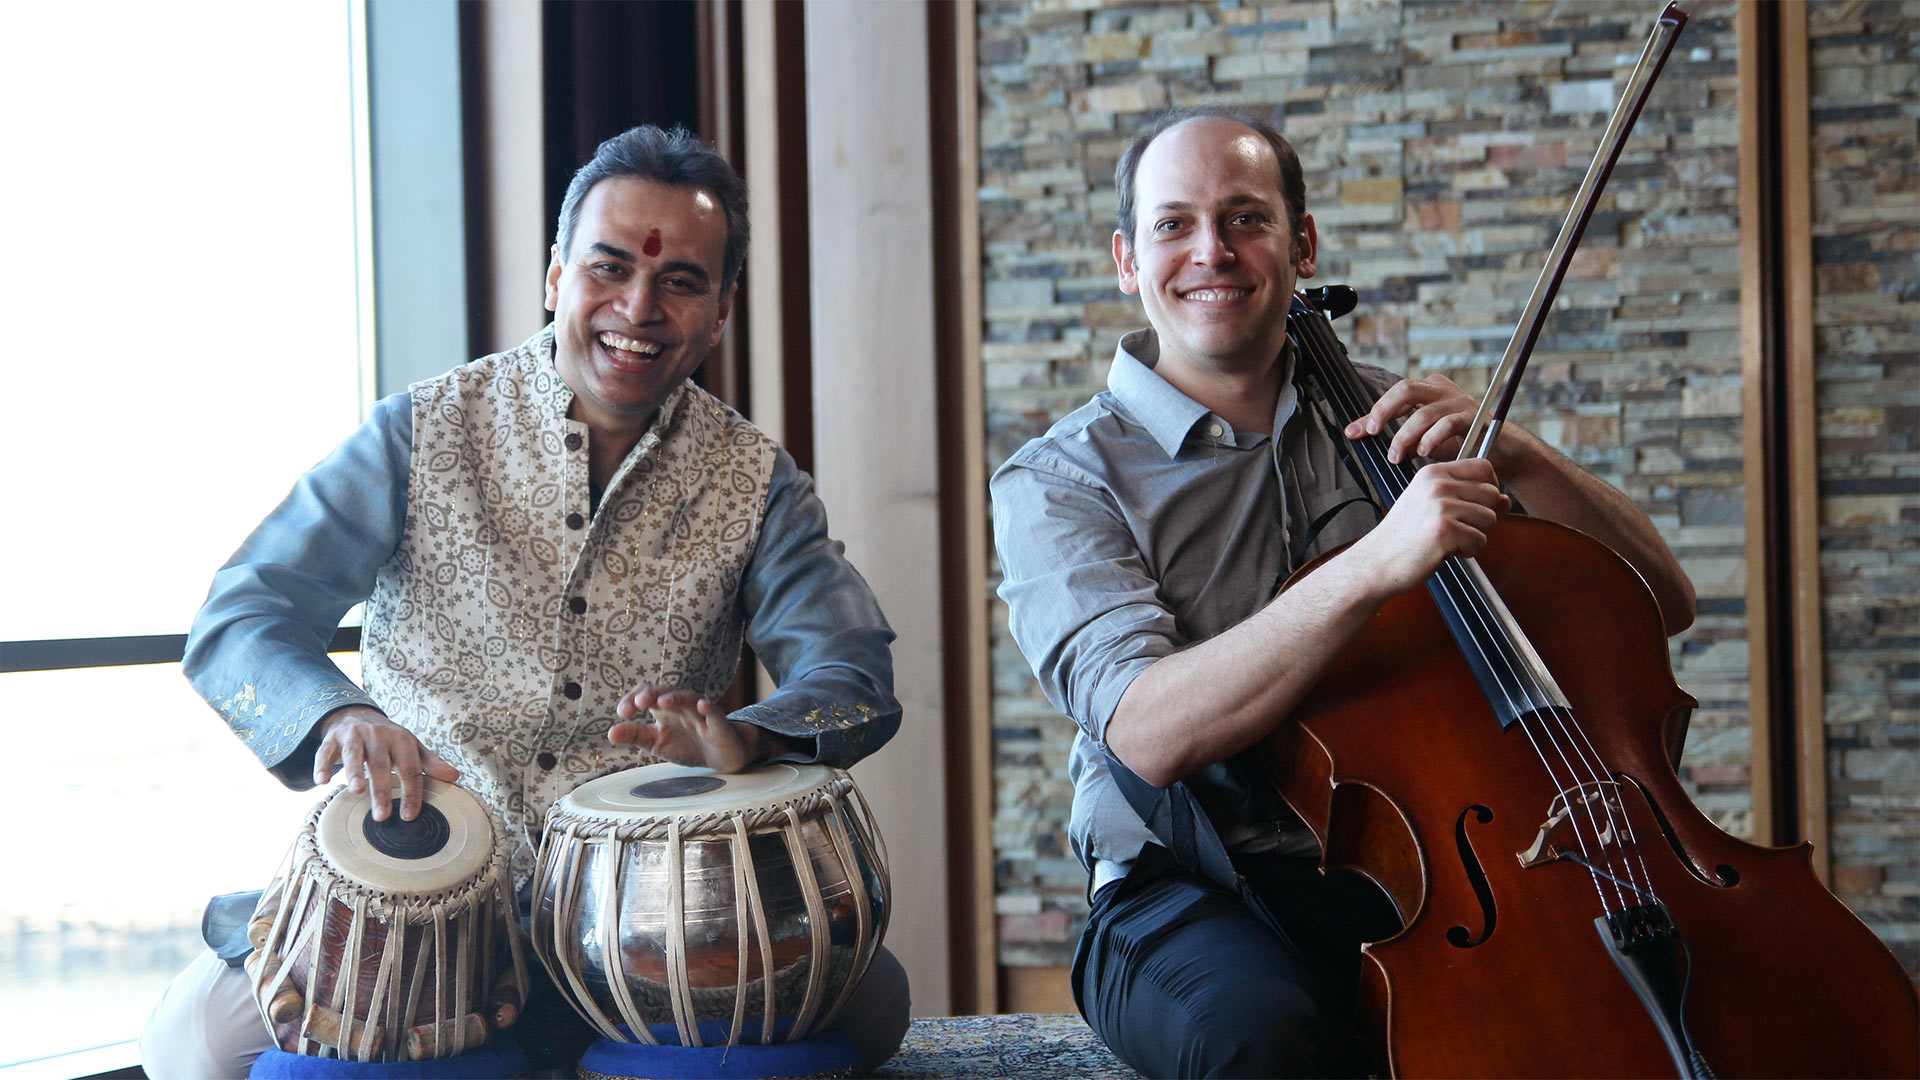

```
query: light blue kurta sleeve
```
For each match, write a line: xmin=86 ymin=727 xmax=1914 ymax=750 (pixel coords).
xmin=729 ymin=449 xmax=902 ymax=768
xmin=183 ymin=392 xmax=413 ymax=788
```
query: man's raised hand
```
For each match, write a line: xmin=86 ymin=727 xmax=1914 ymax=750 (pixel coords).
xmin=1345 ymin=372 xmax=1486 ymax=467
xmin=312 ymin=705 xmax=461 ymax=822
xmin=609 ymin=685 xmax=755 ymax=773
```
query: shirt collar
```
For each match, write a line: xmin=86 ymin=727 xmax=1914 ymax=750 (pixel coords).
xmin=526 ymin=325 xmax=575 ymax=424
xmin=1109 ymin=329 xmax=1212 ymax=458
xmin=1109 ymin=329 xmax=1300 ymax=458
xmin=530 ymin=322 xmax=691 ymax=443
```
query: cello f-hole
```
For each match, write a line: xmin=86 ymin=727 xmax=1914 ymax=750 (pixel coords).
xmin=1447 ymin=805 xmax=1498 ymax=949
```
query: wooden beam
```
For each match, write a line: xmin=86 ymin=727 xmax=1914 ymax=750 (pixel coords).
xmin=805 ymin=0 xmax=954 ymax=1013
xmin=462 ymin=0 xmax=547 ymax=358
xmin=1736 ymin=0 xmax=1780 ymax=848
xmin=741 ymin=0 xmax=814 ymax=472
xmin=927 ymin=0 xmax=997 ymax=1015
xmin=1778 ymin=0 xmax=1828 ymax=883
xmin=1736 ymin=0 xmax=1827 ymax=874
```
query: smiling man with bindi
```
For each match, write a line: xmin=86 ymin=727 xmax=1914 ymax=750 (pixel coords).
xmin=141 ymin=125 xmax=910 ymax=1077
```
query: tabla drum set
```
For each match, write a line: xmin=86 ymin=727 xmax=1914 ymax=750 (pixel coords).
xmin=244 ymin=778 xmax=527 ymax=1063
xmin=532 ymin=761 xmax=891 ymax=1049
xmin=246 ymin=762 xmax=890 ymax=1072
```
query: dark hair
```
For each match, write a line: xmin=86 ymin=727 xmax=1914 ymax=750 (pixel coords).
xmin=1114 ymin=107 xmax=1307 ymax=255
xmin=554 ymin=125 xmax=750 ymax=291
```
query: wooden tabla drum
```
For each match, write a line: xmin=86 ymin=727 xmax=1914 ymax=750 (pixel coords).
xmin=244 ymin=778 xmax=528 ymax=1062
xmin=532 ymin=762 xmax=890 ymax=1048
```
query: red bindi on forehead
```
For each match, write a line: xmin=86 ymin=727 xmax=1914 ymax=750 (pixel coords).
xmin=642 ymin=228 xmax=662 ymax=257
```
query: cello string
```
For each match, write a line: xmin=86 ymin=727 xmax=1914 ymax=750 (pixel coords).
xmin=1288 ymin=320 xmax=1618 ymax=904
xmin=1290 ymin=307 xmax=1641 ymax=913
xmin=1367 ymin=324 xmax=1664 ymax=905
xmin=1508 ymin=643 xmax=1664 ymax=903
xmin=1299 ymin=322 xmax=1650 ymax=913
xmin=1545 ymin=691 xmax=1666 ymax=904
xmin=1294 ymin=309 xmax=1658 ymax=911
xmin=1299 ymin=375 xmax=1619 ymax=907
xmin=1308 ymin=368 xmax=1638 ymax=915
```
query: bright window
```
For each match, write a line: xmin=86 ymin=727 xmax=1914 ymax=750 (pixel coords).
xmin=0 ymin=1 xmax=365 ymax=643
xmin=0 ymin=662 xmax=348 ymax=1070
xmin=0 ymin=2 xmax=365 ymax=1071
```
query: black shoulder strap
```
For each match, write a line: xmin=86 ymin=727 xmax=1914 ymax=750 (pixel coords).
xmin=1104 ymin=754 xmax=1286 ymax=937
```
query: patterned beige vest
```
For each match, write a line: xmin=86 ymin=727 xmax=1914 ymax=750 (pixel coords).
xmin=361 ymin=327 xmax=778 ymax=879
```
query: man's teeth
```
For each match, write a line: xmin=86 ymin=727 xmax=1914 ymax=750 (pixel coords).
xmin=599 ymin=331 xmax=663 ymax=356
xmin=1183 ymin=288 xmax=1249 ymax=301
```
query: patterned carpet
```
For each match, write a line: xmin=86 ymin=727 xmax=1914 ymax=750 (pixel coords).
xmin=873 ymin=1013 xmax=1142 ymax=1079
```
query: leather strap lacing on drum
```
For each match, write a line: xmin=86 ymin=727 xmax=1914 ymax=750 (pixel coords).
xmin=531 ymin=768 xmax=889 ymax=1049
xmin=244 ymin=793 xmax=527 ymax=1063
xmin=541 ymin=776 xmax=862 ymax=841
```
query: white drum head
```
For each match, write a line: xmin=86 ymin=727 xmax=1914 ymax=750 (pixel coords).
xmin=315 ymin=778 xmax=495 ymax=894
xmin=560 ymin=762 xmax=834 ymax=819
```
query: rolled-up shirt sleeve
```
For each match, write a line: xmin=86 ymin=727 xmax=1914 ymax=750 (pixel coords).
xmin=991 ymin=449 xmax=1182 ymax=750
xmin=183 ymin=393 xmax=413 ymax=788
xmin=729 ymin=449 xmax=901 ymax=767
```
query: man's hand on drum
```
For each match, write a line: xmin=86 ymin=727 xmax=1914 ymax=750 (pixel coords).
xmin=610 ymin=686 xmax=795 ymax=773
xmin=312 ymin=705 xmax=461 ymax=822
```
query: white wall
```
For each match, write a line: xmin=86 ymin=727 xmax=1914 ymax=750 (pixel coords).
xmin=803 ymin=0 xmax=954 ymax=1017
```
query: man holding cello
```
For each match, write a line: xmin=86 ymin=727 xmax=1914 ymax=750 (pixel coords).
xmin=991 ymin=107 xmax=1696 ymax=1077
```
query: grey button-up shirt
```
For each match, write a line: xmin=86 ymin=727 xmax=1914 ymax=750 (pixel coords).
xmin=991 ymin=328 xmax=1399 ymax=891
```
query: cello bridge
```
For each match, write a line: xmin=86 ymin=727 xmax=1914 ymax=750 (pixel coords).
xmin=1517 ymin=781 xmax=1626 ymax=869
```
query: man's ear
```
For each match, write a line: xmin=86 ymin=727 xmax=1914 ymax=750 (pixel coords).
xmin=544 ymin=246 xmax=564 ymax=312
xmin=1294 ymin=213 xmax=1318 ymax=281
xmin=1113 ymin=230 xmax=1140 ymax=295
xmin=710 ymin=282 xmax=736 ymax=347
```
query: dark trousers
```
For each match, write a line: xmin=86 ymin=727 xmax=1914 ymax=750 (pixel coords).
xmin=1072 ymin=848 xmax=1401 ymax=1079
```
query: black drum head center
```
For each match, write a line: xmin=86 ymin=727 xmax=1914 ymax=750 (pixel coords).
xmin=631 ymin=775 xmax=727 ymax=800
xmin=363 ymin=802 xmax=451 ymax=860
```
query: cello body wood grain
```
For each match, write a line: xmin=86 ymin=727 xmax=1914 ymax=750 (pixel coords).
xmin=1266 ymin=517 xmax=1919 ymax=1077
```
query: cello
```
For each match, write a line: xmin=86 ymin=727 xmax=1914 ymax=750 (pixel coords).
xmin=1262 ymin=5 xmax=1920 ymax=1076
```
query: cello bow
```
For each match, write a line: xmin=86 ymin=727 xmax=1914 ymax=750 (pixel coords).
xmin=1460 ymin=2 xmax=1688 ymax=462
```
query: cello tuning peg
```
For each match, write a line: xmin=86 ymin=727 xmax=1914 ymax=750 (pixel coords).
xmin=1304 ymin=284 xmax=1358 ymax=320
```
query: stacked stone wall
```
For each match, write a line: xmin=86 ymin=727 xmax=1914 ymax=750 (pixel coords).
xmin=1806 ymin=0 xmax=1918 ymax=975
xmin=978 ymin=0 xmax=1914 ymax=974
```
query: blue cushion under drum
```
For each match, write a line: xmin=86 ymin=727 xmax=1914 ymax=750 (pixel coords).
xmin=575 ymin=1027 xmax=860 ymax=1080
xmin=248 ymin=1039 xmax=528 ymax=1079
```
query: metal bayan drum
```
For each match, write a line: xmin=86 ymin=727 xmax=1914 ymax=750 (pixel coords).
xmin=245 ymin=779 xmax=528 ymax=1062
xmin=532 ymin=762 xmax=890 ymax=1048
